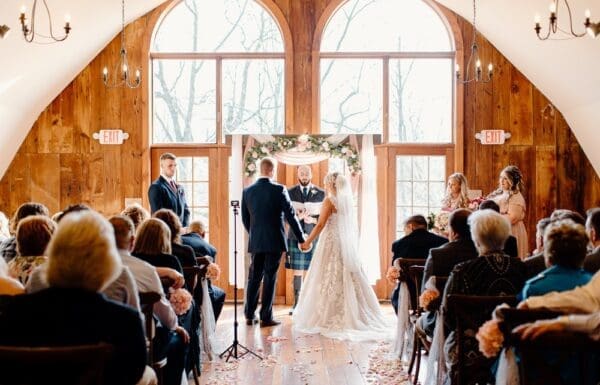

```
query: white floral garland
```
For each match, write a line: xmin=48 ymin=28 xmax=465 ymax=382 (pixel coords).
xmin=244 ymin=135 xmax=361 ymax=177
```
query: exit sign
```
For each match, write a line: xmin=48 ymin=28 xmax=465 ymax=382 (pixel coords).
xmin=475 ymin=130 xmax=511 ymax=145
xmin=92 ymin=129 xmax=130 ymax=145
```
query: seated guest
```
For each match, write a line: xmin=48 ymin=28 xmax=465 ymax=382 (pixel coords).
xmin=8 ymin=215 xmax=55 ymax=285
xmin=520 ymin=219 xmax=591 ymax=301
xmin=27 ymin=207 xmax=140 ymax=311
xmin=479 ymin=199 xmax=518 ymax=258
xmin=0 ymin=202 xmax=49 ymax=262
xmin=417 ymin=209 xmax=478 ymax=337
xmin=133 ymin=219 xmax=183 ymax=274
xmin=122 ymin=203 xmax=150 ymax=231
xmin=514 ymin=311 xmax=600 ymax=341
xmin=390 ymin=214 xmax=447 ymax=313
xmin=153 ymin=209 xmax=197 ymax=269
xmin=523 ymin=217 xmax=552 ymax=278
xmin=182 ymin=219 xmax=216 ymax=260
xmin=109 ymin=215 xmax=189 ymax=385
xmin=550 ymin=208 xmax=586 ymax=225
xmin=584 ymin=208 xmax=600 ymax=273
xmin=0 ymin=210 xmax=149 ymax=385
xmin=516 ymin=219 xmax=592 ymax=384
xmin=0 ymin=258 xmax=24 ymax=295
xmin=182 ymin=219 xmax=226 ymax=321
xmin=442 ymin=209 xmax=527 ymax=385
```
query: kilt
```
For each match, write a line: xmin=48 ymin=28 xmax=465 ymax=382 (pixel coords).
xmin=285 ymin=239 xmax=315 ymax=270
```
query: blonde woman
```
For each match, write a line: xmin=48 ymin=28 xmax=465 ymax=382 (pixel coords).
xmin=487 ymin=165 xmax=529 ymax=259
xmin=441 ymin=172 xmax=470 ymax=211
xmin=294 ymin=172 xmax=389 ymax=341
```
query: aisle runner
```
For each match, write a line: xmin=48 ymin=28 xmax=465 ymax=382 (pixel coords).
xmin=203 ymin=337 xmax=412 ymax=385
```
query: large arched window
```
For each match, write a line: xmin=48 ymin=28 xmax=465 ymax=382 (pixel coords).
xmin=318 ymin=0 xmax=456 ymax=238
xmin=151 ymin=0 xmax=286 ymax=144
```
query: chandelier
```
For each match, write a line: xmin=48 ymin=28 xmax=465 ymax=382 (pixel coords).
xmin=456 ymin=0 xmax=493 ymax=84
xmin=19 ymin=1 xmax=71 ymax=43
xmin=534 ymin=0 xmax=600 ymax=40
xmin=102 ymin=0 xmax=141 ymax=88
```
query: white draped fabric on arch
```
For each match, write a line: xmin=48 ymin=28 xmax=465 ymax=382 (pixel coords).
xmin=228 ymin=134 xmax=382 ymax=288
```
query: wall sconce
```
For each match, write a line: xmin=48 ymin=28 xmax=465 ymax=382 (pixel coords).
xmin=0 ymin=25 xmax=9 ymax=39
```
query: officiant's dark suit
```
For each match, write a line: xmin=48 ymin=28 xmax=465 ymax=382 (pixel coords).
xmin=287 ymin=185 xmax=326 ymax=241
xmin=242 ymin=176 xmax=306 ymax=324
xmin=391 ymin=217 xmax=447 ymax=313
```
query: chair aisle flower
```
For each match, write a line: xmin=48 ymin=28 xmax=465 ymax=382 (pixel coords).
xmin=419 ymin=288 xmax=439 ymax=309
xmin=385 ymin=266 xmax=400 ymax=284
xmin=169 ymin=287 xmax=193 ymax=315
xmin=476 ymin=319 xmax=504 ymax=358
xmin=206 ymin=263 xmax=221 ymax=281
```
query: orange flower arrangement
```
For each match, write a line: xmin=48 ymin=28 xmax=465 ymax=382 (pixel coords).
xmin=476 ymin=319 xmax=504 ymax=358
xmin=419 ymin=288 xmax=439 ymax=309
xmin=385 ymin=266 xmax=400 ymax=284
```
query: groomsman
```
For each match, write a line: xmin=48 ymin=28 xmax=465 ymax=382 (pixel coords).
xmin=148 ymin=153 xmax=190 ymax=227
xmin=242 ymin=158 xmax=307 ymax=326
xmin=286 ymin=165 xmax=325 ymax=315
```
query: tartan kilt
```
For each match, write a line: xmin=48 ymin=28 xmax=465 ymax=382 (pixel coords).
xmin=285 ymin=239 xmax=314 ymax=270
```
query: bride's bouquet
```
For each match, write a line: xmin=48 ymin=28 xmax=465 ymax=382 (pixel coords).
xmin=468 ymin=196 xmax=486 ymax=210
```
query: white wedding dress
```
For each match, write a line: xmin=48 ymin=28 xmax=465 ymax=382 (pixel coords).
xmin=293 ymin=182 xmax=390 ymax=342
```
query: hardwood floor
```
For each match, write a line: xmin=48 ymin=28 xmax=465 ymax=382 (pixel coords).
xmin=197 ymin=304 xmax=423 ymax=385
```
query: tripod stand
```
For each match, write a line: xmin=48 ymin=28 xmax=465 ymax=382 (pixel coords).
xmin=220 ymin=200 xmax=262 ymax=362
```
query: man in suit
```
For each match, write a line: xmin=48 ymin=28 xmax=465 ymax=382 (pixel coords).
xmin=390 ymin=215 xmax=447 ymax=313
xmin=242 ymin=158 xmax=307 ymax=327
xmin=417 ymin=209 xmax=478 ymax=337
xmin=524 ymin=217 xmax=552 ymax=278
xmin=148 ymin=152 xmax=190 ymax=227
xmin=583 ymin=207 xmax=600 ymax=273
xmin=182 ymin=219 xmax=226 ymax=321
xmin=286 ymin=165 xmax=325 ymax=315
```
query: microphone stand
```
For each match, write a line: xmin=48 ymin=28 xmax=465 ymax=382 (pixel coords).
xmin=220 ymin=200 xmax=262 ymax=362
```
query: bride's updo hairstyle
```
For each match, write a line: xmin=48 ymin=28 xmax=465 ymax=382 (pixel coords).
xmin=324 ymin=171 xmax=349 ymax=195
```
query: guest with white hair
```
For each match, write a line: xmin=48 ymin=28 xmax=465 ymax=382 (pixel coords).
xmin=0 ymin=210 xmax=149 ymax=385
xmin=442 ymin=209 xmax=527 ymax=385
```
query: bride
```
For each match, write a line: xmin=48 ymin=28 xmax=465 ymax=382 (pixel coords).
xmin=293 ymin=171 xmax=390 ymax=341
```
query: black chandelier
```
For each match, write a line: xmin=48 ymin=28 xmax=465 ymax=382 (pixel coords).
xmin=456 ymin=0 xmax=493 ymax=84
xmin=102 ymin=0 xmax=141 ymax=88
xmin=534 ymin=0 xmax=600 ymax=40
xmin=19 ymin=1 xmax=71 ymax=43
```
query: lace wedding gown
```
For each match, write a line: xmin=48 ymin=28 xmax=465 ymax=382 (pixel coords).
xmin=293 ymin=196 xmax=390 ymax=341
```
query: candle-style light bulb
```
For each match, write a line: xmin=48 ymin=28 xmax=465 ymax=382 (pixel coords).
xmin=488 ymin=63 xmax=493 ymax=72
xmin=64 ymin=14 xmax=71 ymax=23
xmin=585 ymin=9 xmax=591 ymax=19
xmin=135 ymin=69 xmax=140 ymax=79
xmin=122 ymin=64 xmax=128 ymax=73
xmin=103 ymin=67 xmax=108 ymax=76
xmin=549 ymin=2 xmax=556 ymax=13
xmin=534 ymin=14 xmax=541 ymax=24
xmin=476 ymin=59 xmax=481 ymax=69
xmin=20 ymin=5 xmax=26 ymax=15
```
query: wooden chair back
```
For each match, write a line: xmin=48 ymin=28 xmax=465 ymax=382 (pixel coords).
xmin=183 ymin=265 xmax=203 ymax=292
xmin=408 ymin=265 xmax=425 ymax=313
xmin=0 ymin=343 xmax=112 ymax=385
xmin=394 ymin=258 xmax=426 ymax=310
xmin=445 ymin=294 xmax=518 ymax=385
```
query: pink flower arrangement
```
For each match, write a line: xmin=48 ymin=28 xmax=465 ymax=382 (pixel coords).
xmin=434 ymin=211 xmax=450 ymax=232
xmin=419 ymin=288 xmax=439 ymax=309
xmin=385 ymin=266 xmax=400 ymax=284
xmin=206 ymin=263 xmax=221 ymax=281
xmin=169 ymin=287 xmax=193 ymax=315
xmin=468 ymin=196 xmax=486 ymax=210
xmin=476 ymin=319 xmax=504 ymax=358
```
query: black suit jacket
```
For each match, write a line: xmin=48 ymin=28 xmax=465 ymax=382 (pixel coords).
xmin=171 ymin=242 xmax=198 ymax=268
xmin=242 ymin=178 xmax=305 ymax=253
xmin=583 ymin=246 xmax=600 ymax=274
xmin=504 ymin=235 xmax=518 ymax=258
xmin=182 ymin=233 xmax=217 ymax=262
xmin=421 ymin=238 xmax=478 ymax=291
xmin=148 ymin=176 xmax=190 ymax=227
xmin=287 ymin=184 xmax=325 ymax=241
xmin=0 ymin=287 xmax=146 ymax=385
xmin=391 ymin=228 xmax=448 ymax=263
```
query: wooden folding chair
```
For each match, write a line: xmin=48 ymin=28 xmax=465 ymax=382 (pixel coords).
xmin=499 ymin=308 xmax=598 ymax=385
xmin=0 ymin=343 xmax=113 ymax=385
xmin=182 ymin=266 xmax=203 ymax=385
xmin=445 ymin=294 xmax=518 ymax=385
xmin=139 ymin=291 xmax=167 ymax=385
xmin=407 ymin=265 xmax=425 ymax=385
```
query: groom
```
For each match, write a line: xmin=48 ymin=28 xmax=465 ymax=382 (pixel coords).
xmin=242 ymin=157 xmax=309 ymax=327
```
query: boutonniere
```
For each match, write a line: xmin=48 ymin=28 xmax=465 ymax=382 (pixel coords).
xmin=310 ymin=188 xmax=317 ymax=195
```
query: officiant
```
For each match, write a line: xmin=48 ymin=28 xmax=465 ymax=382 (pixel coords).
xmin=286 ymin=165 xmax=325 ymax=315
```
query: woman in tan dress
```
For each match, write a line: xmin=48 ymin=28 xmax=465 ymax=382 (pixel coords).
xmin=487 ymin=165 xmax=529 ymax=259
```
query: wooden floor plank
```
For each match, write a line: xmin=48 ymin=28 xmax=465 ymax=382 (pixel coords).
xmin=198 ymin=304 xmax=417 ymax=385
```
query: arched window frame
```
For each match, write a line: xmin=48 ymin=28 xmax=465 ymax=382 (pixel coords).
xmin=311 ymin=0 xmax=464 ymax=171
xmin=148 ymin=0 xmax=294 ymax=147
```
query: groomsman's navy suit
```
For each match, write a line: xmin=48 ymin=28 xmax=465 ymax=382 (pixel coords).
xmin=148 ymin=175 xmax=191 ymax=227
xmin=242 ymin=177 xmax=305 ymax=322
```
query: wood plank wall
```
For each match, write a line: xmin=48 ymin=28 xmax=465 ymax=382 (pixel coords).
xmin=0 ymin=0 xmax=598 ymax=299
